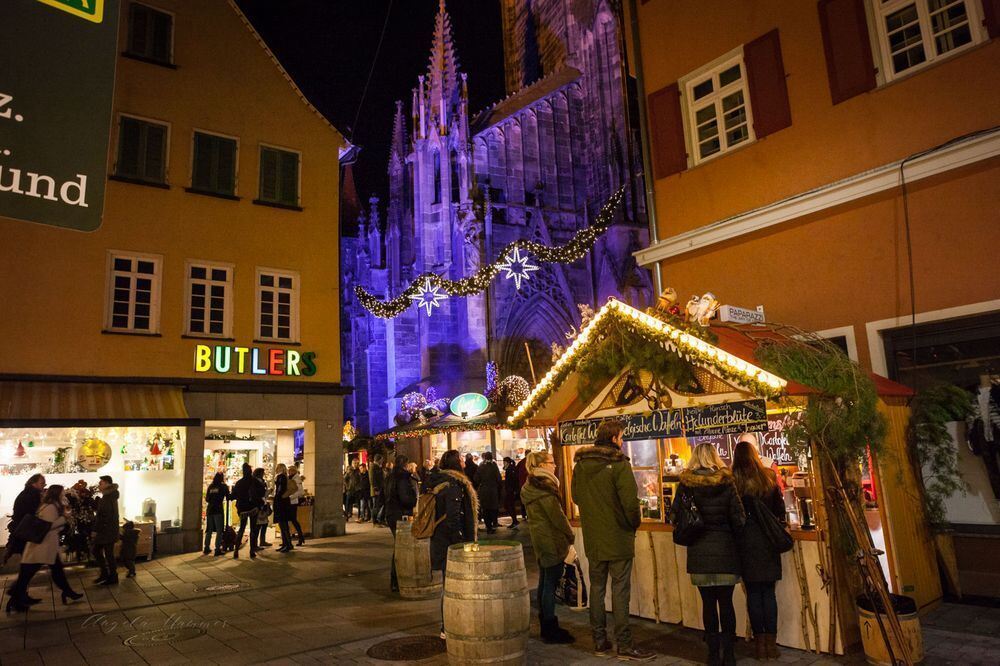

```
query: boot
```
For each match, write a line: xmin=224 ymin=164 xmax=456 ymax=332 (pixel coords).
xmin=705 ymin=632 xmax=721 ymax=666
xmin=540 ymin=617 xmax=574 ymax=645
xmin=754 ymin=634 xmax=767 ymax=660
xmin=720 ymin=633 xmax=737 ymax=666
xmin=764 ymin=634 xmax=780 ymax=659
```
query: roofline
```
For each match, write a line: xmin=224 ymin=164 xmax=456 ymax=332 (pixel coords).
xmin=228 ymin=0 xmax=349 ymax=142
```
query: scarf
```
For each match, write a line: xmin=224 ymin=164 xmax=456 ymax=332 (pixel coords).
xmin=529 ymin=469 xmax=562 ymax=499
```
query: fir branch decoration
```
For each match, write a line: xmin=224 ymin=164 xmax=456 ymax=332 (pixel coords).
xmin=908 ymin=384 xmax=974 ymax=530
xmin=755 ymin=335 xmax=887 ymax=465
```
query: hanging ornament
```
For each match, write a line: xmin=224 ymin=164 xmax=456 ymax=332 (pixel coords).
xmin=497 ymin=247 xmax=539 ymax=290
xmin=15 ymin=441 xmax=26 ymax=458
xmin=150 ymin=440 xmax=162 ymax=456
xmin=410 ymin=277 xmax=448 ymax=316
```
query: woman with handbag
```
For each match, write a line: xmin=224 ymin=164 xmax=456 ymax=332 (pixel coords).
xmin=6 ymin=485 xmax=83 ymax=612
xmin=732 ymin=440 xmax=788 ymax=660
xmin=3 ymin=474 xmax=45 ymax=568
xmin=521 ymin=451 xmax=575 ymax=644
xmin=670 ymin=443 xmax=745 ymax=666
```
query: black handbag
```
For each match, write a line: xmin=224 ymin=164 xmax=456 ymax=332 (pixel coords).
xmin=753 ymin=496 xmax=793 ymax=553
xmin=13 ymin=512 xmax=51 ymax=544
xmin=671 ymin=487 xmax=704 ymax=546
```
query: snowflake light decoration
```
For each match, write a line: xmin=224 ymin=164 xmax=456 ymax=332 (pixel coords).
xmin=410 ymin=277 xmax=448 ymax=316
xmin=498 ymin=247 xmax=539 ymax=290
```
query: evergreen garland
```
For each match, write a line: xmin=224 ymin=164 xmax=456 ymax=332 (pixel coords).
xmin=908 ymin=384 xmax=974 ymax=530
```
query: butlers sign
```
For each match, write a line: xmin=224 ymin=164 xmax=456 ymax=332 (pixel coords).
xmin=1 ymin=0 xmax=121 ymax=231
xmin=558 ymin=400 xmax=767 ymax=445
xmin=194 ymin=344 xmax=317 ymax=377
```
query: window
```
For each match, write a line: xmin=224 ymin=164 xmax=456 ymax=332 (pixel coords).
xmin=115 ymin=115 xmax=168 ymax=183
xmin=126 ymin=3 xmax=173 ymax=65
xmin=191 ymin=132 xmax=238 ymax=196
xmin=450 ymin=149 xmax=461 ymax=203
xmin=256 ymin=269 xmax=299 ymax=342
xmin=258 ymin=146 xmax=300 ymax=207
xmin=872 ymin=0 xmax=986 ymax=80
xmin=432 ymin=151 xmax=442 ymax=204
xmin=682 ymin=53 xmax=755 ymax=164
xmin=185 ymin=262 xmax=233 ymax=337
xmin=106 ymin=253 xmax=161 ymax=333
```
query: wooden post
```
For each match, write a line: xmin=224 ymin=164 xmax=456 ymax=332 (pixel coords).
xmin=524 ymin=341 xmax=537 ymax=385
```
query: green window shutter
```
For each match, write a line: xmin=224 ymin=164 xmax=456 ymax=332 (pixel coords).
xmin=151 ymin=10 xmax=172 ymax=63
xmin=143 ymin=124 xmax=166 ymax=182
xmin=260 ymin=148 xmax=278 ymax=202
xmin=216 ymin=138 xmax=236 ymax=195
xmin=117 ymin=117 xmax=142 ymax=178
xmin=129 ymin=4 xmax=149 ymax=56
xmin=278 ymin=151 xmax=298 ymax=205
xmin=193 ymin=133 xmax=212 ymax=191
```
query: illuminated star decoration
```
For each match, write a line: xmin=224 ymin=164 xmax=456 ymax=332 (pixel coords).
xmin=498 ymin=247 xmax=539 ymax=290
xmin=410 ymin=277 xmax=448 ymax=316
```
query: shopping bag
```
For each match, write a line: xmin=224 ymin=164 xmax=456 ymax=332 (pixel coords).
xmin=556 ymin=559 xmax=588 ymax=609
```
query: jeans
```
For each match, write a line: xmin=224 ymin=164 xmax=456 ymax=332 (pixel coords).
xmin=277 ymin=519 xmax=292 ymax=549
xmin=483 ymin=508 xmax=499 ymax=531
xmin=11 ymin=556 xmax=75 ymax=600
xmin=746 ymin=581 xmax=778 ymax=634
xmin=588 ymin=558 xmax=634 ymax=647
xmin=538 ymin=563 xmax=564 ymax=623
xmin=503 ymin=492 xmax=519 ymax=526
xmin=372 ymin=494 xmax=385 ymax=524
xmin=94 ymin=542 xmax=117 ymax=579
xmin=205 ymin=513 xmax=224 ymax=552
xmin=288 ymin=504 xmax=304 ymax=541
xmin=698 ymin=584 xmax=736 ymax=635
xmin=252 ymin=520 xmax=267 ymax=548
xmin=236 ymin=510 xmax=257 ymax=553
xmin=359 ymin=494 xmax=370 ymax=520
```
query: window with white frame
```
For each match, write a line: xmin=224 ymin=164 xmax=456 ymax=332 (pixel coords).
xmin=106 ymin=253 xmax=161 ymax=333
xmin=126 ymin=2 xmax=174 ymax=65
xmin=682 ymin=54 xmax=754 ymax=164
xmin=185 ymin=262 xmax=232 ymax=337
xmin=256 ymin=269 xmax=299 ymax=342
xmin=871 ymin=0 xmax=986 ymax=80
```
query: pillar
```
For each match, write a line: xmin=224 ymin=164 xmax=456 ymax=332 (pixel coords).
xmin=305 ymin=399 xmax=346 ymax=537
xmin=182 ymin=423 xmax=206 ymax=552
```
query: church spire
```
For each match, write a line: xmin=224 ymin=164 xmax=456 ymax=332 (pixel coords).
xmin=389 ymin=100 xmax=408 ymax=172
xmin=426 ymin=0 xmax=461 ymax=133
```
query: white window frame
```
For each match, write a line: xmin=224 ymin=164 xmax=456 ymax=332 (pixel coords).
xmin=126 ymin=1 xmax=176 ymax=65
xmin=868 ymin=0 xmax=987 ymax=84
xmin=814 ymin=325 xmax=860 ymax=362
xmin=184 ymin=260 xmax=235 ymax=338
xmin=190 ymin=128 xmax=240 ymax=196
xmin=255 ymin=267 xmax=300 ymax=343
xmin=258 ymin=142 xmax=302 ymax=206
xmin=679 ymin=48 xmax=756 ymax=167
xmin=114 ymin=112 xmax=171 ymax=183
xmin=104 ymin=250 xmax=163 ymax=334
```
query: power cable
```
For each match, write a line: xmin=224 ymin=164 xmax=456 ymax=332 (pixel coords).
xmin=350 ymin=0 xmax=394 ymax=142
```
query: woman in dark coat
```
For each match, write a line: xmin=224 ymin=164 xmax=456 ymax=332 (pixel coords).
xmin=273 ymin=464 xmax=293 ymax=552
xmin=430 ymin=449 xmax=478 ymax=637
xmin=463 ymin=453 xmax=479 ymax=486
xmin=476 ymin=452 xmax=503 ymax=534
xmin=3 ymin=474 xmax=45 ymax=567
xmin=357 ymin=463 xmax=372 ymax=522
xmin=732 ymin=441 xmax=786 ymax=660
xmin=671 ymin=443 xmax=745 ymax=666
xmin=502 ymin=457 xmax=520 ymax=529
xmin=384 ymin=455 xmax=419 ymax=591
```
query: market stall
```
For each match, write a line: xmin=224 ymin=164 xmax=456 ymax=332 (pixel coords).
xmin=506 ymin=297 xmax=939 ymax=655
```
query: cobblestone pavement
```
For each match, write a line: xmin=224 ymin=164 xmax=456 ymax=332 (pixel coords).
xmin=1 ymin=522 xmax=997 ymax=665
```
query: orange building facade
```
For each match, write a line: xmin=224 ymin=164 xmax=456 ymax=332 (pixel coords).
xmin=630 ymin=0 xmax=1000 ymax=598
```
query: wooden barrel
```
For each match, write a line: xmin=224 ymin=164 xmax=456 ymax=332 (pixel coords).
xmin=443 ymin=541 xmax=529 ymax=665
xmin=394 ymin=519 xmax=443 ymax=600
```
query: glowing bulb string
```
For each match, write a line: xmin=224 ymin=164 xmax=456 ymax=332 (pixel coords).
xmin=355 ymin=187 xmax=626 ymax=319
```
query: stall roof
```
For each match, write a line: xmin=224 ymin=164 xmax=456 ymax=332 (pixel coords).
xmin=375 ymin=411 xmax=507 ymax=441
xmin=509 ymin=298 xmax=913 ymax=426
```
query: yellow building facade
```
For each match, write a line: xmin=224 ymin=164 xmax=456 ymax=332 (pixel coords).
xmin=629 ymin=0 xmax=999 ymax=604
xmin=0 ymin=1 xmax=350 ymax=552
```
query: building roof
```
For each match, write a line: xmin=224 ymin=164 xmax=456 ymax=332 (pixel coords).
xmin=471 ymin=66 xmax=582 ymax=135
xmin=508 ymin=298 xmax=913 ymax=426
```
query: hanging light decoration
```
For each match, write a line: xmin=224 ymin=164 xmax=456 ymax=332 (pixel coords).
xmin=497 ymin=247 xmax=539 ymax=290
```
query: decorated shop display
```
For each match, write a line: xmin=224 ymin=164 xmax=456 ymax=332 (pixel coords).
xmin=123 ymin=430 xmax=180 ymax=471
xmin=355 ymin=187 xmax=625 ymax=319
xmin=77 ymin=438 xmax=112 ymax=471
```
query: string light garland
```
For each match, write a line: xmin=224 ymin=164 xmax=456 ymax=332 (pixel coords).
xmin=507 ymin=298 xmax=788 ymax=427
xmin=355 ymin=187 xmax=626 ymax=319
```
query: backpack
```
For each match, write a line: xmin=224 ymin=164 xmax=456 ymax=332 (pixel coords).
xmin=411 ymin=482 xmax=449 ymax=539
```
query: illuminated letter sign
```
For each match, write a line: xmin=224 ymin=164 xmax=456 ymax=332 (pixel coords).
xmin=194 ymin=345 xmax=316 ymax=377
xmin=450 ymin=393 xmax=490 ymax=418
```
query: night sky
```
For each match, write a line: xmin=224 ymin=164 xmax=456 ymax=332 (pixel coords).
xmin=236 ymin=0 xmax=505 ymax=216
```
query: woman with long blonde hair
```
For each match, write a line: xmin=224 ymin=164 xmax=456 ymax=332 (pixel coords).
xmin=273 ymin=463 xmax=293 ymax=552
xmin=732 ymin=440 xmax=786 ymax=659
xmin=670 ymin=443 xmax=745 ymax=666
xmin=520 ymin=450 xmax=575 ymax=644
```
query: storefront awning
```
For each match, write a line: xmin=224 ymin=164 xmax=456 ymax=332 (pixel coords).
xmin=0 ymin=381 xmax=197 ymax=427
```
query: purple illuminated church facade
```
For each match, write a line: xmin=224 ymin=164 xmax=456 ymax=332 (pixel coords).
xmin=342 ymin=0 xmax=652 ymax=435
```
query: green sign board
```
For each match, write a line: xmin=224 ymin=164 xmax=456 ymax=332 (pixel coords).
xmin=450 ymin=393 xmax=490 ymax=419
xmin=0 ymin=0 xmax=120 ymax=231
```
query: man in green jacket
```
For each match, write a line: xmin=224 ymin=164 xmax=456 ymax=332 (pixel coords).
xmin=571 ymin=421 xmax=654 ymax=661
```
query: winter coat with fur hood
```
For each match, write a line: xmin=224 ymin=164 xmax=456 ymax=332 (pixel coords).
xmin=429 ymin=468 xmax=478 ymax=571
xmin=672 ymin=467 xmax=746 ymax=576
xmin=571 ymin=444 xmax=641 ymax=562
